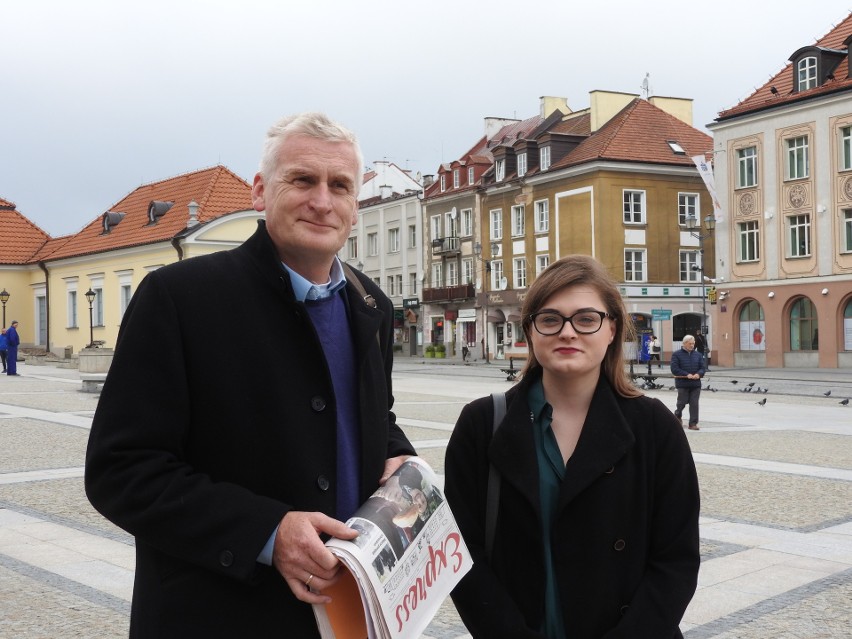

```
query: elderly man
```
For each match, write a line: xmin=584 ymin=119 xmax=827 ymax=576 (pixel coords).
xmin=86 ymin=112 xmax=415 ymax=638
xmin=671 ymin=334 xmax=705 ymax=430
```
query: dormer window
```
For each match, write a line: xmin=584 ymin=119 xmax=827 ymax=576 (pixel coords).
xmin=495 ymin=159 xmax=505 ymax=181
xmin=468 ymin=167 xmax=475 ymax=185
xmin=797 ymin=56 xmax=817 ymax=91
xmin=517 ymin=152 xmax=527 ymax=177
xmin=540 ymin=146 xmax=551 ymax=171
xmin=453 ymin=169 xmax=460 ymax=188
xmin=147 ymin=200 xmax=174 ymax=225
xmin=102 ymin=211 xmax=125 ymax=233
xmin=440 ymin=174 xmax=446 ymax=192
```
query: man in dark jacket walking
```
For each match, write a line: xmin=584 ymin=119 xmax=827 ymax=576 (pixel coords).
xmin=671 ymin=334 xmax=704 ymax=430
xmin=5 ymin=321 xmax=20 ymax=376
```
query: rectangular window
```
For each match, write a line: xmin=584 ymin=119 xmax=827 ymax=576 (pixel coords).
xmin=736 ymin=146 xmax=758 ymax=188
xmin=517 ymin=153 xmax=527 ymax=177
xmin=490 ymin=260 xmax=503 ymax=291
xmin=94 ymin=288 xmax=104 ymax=326
xmin=67 ymin=290 xmax=78 ymax=328
xmin=446 ymin=261 xmax=458 ymax=286
xmin=623 ymin=190 xmax=646 ymax=224
xmin=624 ymin=250 xmax=646 ymax=282
xmin=788 ymin=214 xmax=811 ymax=257
xmin=678 ymin=193 xmax=699 ymax=226
xmin=786 ymin=136 xmax=809 ymax=180
xmin=453 ymin=169 xmax=460 ymax=188
xmin=738 ymin=221 xmax=760 ymax=262
xmin=495 ymin=159 xmax=505 ymax=181
xmin=842 ymin=127 xmax=852 ymax=170
xmin=534 ymin=200 xmax=549 ymax=233
xmin=445 ymin=211 xmax=458 ymax=238
xmin=679 ymin=251 xmax=700 ymax=282
xmin=490 ymin=209 xmax=503 ymax=240
xmin=844 ymin=210 xmax=852 ymax=252
xmin=388 ymin=228 xmax=400 ymax=253
xmin=440 ymin=174 xmax=446 ymax=192
xmin=536 ymin=254 xmax=550 ymax=276
xmin=386 ymin=276 xmax=395 ymax=296
xmin=120 ymin=284 xmax=132 ymax=317
xmin=409 ymin=272 xmax=417 ymax=295
xmin=514 ymin=258 xmax=527 ymax=288
xmin=368 ymin=232 xmax=378 ymax=256
xmin=462 ymin=258 xmax=474 ymax=284
xmin=347 ymin=236 xmax=358 ymax=260
xmin=460 ymin=208 xmax=473 ymax=237
xmin=430 ymin=215 xmax=442 ymax=240
xmin=540 ymin=146 xmax=551 ymax=171
xmin=408 ymin=224 xmax=416 ymax=248
xmin=468 ymin=167 xmax=475 ymax=185
xmin=511 ymin=205 xmax=525 ymax=237
xmin=395 ymin=274 xmax=402 ymax=295
xmin=432 ymin=263 xmax=443 ymax=288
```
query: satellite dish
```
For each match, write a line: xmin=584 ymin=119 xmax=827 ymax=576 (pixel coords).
xmin=450 ymin=207 xmax=457 ymax=219
xmin=498 ymin=277 xmax=508 ymax=291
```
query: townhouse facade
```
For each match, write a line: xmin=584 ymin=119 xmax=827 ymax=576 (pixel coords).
xmin=422 ymin=92 xmax=716 ymax=363
xmin=709 ymin=11 xmax=852 ymax=368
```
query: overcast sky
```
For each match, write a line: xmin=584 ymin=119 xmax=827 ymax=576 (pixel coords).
xmin=2 ymin=1 xmax=846 ymax=236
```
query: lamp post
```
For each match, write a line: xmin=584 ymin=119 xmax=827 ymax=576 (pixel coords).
xmin=85 ymin=288 xmax=96 ymax=348
xmin=685 ymin=212 xmax=716 ymax=367
xmin=0 ymin=289 xmax=9 ymax=328
xmin=473 ymin=241 xmax=499 ymax=364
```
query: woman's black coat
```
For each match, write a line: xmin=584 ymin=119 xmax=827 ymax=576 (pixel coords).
xmin=445 ymin=370 xmax=699 ymax=638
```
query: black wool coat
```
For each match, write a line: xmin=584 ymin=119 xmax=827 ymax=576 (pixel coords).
xmin=445 ymin=370 xmax=700 ymax=638
xmin=85 ymin=222 xmax=415 ymax=638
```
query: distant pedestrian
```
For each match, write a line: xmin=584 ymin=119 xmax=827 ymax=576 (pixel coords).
xmin=462 ymin=345 xmax=470 ymax=362
xmin=0 ymin=329 xmax=7 ymax=373
xmin=694 ymin=329 xmax=709 ymax=371
xmin=671 ymin=335 xmax=704 ymax=430
xmin=650 ymin=334 xmax=661 ymax=368
xmin=5 ymin=321 xmax=20 ymax=376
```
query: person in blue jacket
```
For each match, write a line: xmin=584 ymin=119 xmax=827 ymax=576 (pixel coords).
xmin=5 ymin=321 xmax=20 ymax=376
xmin=0 ymin=329 xmax=8 ymax=373
xmin=670 ymin=334 xmax=704 ymax=430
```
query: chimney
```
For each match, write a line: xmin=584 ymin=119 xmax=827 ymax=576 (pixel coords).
xmin=379 ymin=185 xmax=392 ymax=199
xmin=187 ymin=200 xmax=200 ymax=228
xmin=539 ymin=96 xmax=571 ymax=118
xmin=423 ymin=174 xmax=435 ymax=188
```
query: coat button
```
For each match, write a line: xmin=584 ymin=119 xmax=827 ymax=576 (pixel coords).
xmin=604 ymin=466 xmax=615 ymax=474
xmin=613 ymin=539 xmax=626 ymax=551
xmin=620 ymin=604 xmax=630 ymax=615
xmin=316 ymin=475 xmax=330 ymax=491
xmin=219 ymin=550 xmax=234 ymax=567
xmin=311 ymin=396 xmax=326 ymax=412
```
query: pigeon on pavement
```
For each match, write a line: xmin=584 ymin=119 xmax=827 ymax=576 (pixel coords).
xmin=757 ymin=398 xmax=767 ymax=406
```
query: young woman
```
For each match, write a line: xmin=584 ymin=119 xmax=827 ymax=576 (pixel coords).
xmin=445 ymin=255 xmax=699 ymax=638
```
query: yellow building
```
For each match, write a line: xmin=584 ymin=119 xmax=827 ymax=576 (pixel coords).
xmin=1 ymin=166 xmax=256 ymax=356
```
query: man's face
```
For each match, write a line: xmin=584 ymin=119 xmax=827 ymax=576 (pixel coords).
xmin=251 ymin=134 xmax=359 ymax=275
xmin=683 ymin=340 xmax=695 ymax=351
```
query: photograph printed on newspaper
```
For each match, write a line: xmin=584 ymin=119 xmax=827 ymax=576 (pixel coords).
xmin=313 ymin=457 xmax=472 ymax=639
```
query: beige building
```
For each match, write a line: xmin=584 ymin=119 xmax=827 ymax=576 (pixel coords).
xmin=709 ymin=12 xmax=852 ymax=368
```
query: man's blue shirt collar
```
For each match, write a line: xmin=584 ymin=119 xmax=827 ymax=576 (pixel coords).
xmin=283 ymin=257 xmax=347 ymax=302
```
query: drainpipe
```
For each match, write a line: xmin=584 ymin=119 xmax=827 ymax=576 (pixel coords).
xmin=171 ymin=237 xmax=184 ymax=261
xmin=38 ymin=261 xmax=50 ymax=352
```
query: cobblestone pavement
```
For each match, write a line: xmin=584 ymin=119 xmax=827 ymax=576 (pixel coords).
xmin=1 ymin=359 xmax=850 ymax=637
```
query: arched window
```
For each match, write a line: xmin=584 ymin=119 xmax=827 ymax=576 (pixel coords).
xmin=789 ymin=297 xmax=818 ymax=351
xmin=738 ymin=300 xmax=765 ymax=351
xmin=844 ymin=299 xmax=852 ymax=351
xmin=673 ymin=313 xmax=700 ymax=341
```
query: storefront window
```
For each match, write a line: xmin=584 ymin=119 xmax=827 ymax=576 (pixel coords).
xmin=738 ymin=300 xmax=765 ymax=351
xmin=789 ymin=297 xmax=818 ymax=351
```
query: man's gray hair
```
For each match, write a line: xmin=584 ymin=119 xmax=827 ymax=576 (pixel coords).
xmin=258 ymin=112 xmax=364 ymax=194
xmin=682 ymin=334 xmax=695 ymax=344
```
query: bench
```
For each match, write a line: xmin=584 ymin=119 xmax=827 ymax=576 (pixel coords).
xmin=80 ymin=372 xmax=107 ymax=393
xmin=500 ymin=355 xmax=528 ymax=381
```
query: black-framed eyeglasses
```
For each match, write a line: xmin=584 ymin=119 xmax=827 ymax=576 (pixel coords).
xmin=528 ymin=310 xmax=611 ymax=336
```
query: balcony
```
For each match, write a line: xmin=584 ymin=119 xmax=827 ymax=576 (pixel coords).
xmin=422 ymin=283 xmax=475 ymax=303
xmin=431 ymin=236 xmax=460 ymax=255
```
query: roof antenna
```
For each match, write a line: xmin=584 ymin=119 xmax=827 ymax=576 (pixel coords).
xmin=641 ymin=73 xmax=651 ymax=99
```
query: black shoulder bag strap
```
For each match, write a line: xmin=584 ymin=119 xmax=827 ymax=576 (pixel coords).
xmin=486 ymin=391 xmax=507 ymax=561
xmin=341 ymin=262 xmax=381 ymax=350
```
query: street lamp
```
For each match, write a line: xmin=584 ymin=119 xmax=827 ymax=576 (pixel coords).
xmin=0 ymin=289 xmax=9 ymax=328
xmin=473 ymin=241 xmax=499 ymax=364
xmin=685 ymin=212 xmax=716 ymax=367
xmin=85 ymin=288 xmax=97 ymax=348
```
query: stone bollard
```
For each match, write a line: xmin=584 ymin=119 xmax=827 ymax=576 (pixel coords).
xmin=78 ymin=347 xmax=114 ymax=374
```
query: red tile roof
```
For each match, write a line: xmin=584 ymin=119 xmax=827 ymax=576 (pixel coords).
xmin=551 ymin=99 xmax=712 ymax=170
xmin=41 ymin=165 xmax=252 ymax=261
xmin=0 ymin=198 xmax=51 ymax=264
xmin=717 ymin=13 xmax=852 ymax=120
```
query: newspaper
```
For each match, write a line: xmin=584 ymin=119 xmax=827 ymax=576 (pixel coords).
xmin=313 ymin=457 xmax=472 ymax=639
